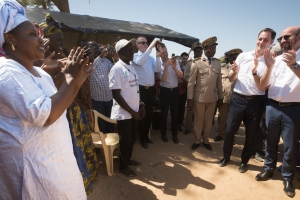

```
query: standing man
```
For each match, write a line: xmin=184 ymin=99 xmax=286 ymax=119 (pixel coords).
xmin=187 ymin=37 xmax=223 ymax=151
xmin=183 ymin=42 xmax=203 ymax=135
xmin=219 ymin=28 xmax=276 ymax=173
xmin=256 ymin=26 xmax=300 ymax=197
xmin=109 ymin=39 xmax=145 ymax=177
xmin=160 ymin=45 xmax=183 ymax=144
xmin=132 ymin=36 xmax=162 ymax=149
xmin=214 ymin=48 xmax=242 ymax=141
xmin=89 ymin=42 xmax=114 ymax=133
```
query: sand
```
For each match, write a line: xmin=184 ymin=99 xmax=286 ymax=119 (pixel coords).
xmin=87 ymin=118 xmax=300 ymax=200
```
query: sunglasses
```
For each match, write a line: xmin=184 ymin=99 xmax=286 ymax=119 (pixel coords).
xmin=138 ymin=42 xmax=148 ymax=45
xmin=277 ymin=35 xmax=294 ymax=43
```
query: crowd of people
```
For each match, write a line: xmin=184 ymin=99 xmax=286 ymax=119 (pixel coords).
xmin=0 ymin=0 xmax=299 ymax=199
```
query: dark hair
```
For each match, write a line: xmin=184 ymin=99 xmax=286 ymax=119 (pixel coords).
xmin=258 ymin=28 xmax=276 ymax=40
xmin=181 ymin=52 xmax=188 ymax=57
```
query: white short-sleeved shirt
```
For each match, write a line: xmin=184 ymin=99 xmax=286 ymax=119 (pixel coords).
xmin=0 ymin=58 xmax=86 ymax=200
xmin=232 ymin=50 xmax=266 ymax=95
xmin=109 ymin=60 xmax=140 ymax=120
xmin=268 ymin=48 xmax=300 ymax=102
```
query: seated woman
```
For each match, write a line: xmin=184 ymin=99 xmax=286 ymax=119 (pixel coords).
xmin=0 ymin=0 xmax=93 ymax=199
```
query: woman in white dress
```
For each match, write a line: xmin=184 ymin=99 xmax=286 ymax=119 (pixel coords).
xmin=0 ymin=0 xmax=93 ymax=199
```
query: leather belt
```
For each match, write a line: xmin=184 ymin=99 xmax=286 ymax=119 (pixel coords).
xmin=139 ymin=85 xmax=154 ymax=90
xmin=269 ymin=98 xmax=300 ymax=106
xmin=234 ymin=92 xmax=260 ymax=100
xmin=161 ymin=86 xmax=178 ymax=91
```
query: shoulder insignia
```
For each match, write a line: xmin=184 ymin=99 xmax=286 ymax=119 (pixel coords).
xmin=193 ymin=57 xmax=201 ymax=62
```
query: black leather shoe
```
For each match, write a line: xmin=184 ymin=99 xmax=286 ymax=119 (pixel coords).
xmin=161 ymin=135 xmax=168 ymax=142
xmin=239 ymin=163 xmax=248 ymax=173
xmin=173 ymin=136 xmax=178 ymax=144
xmin=255 ymin=171 xmax=273 ymax=181
xmin=146 ymin=138 xmax=153 ymax=144
xmin=183 ymin=130 xmax=190 ymax=135
xmin=214 ymin=135 xmax=223 ymax=141
xmin=119 ymin=167 xmax=137 ymax=177
xmin=283 ymin=181 xmax=295 ymax=197
xmin=178 ymin=125 xmax=183 ymax=132
xmin=191 ymin=143 xmax=200 ymax=150
xmin=203 ymin=143 xmax=212 ymax=151
xmin=128 ymin=159 xmax=141 ymax=166
xmin=141 ymin=141 xmax=149 ymax=149
xmin=219 ymin=158 xmax=230 ymax=167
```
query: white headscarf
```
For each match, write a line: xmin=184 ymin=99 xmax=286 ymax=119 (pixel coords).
xmin=0 ymin=0 xmax=28 ymax=48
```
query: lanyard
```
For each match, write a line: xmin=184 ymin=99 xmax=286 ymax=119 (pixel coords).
xmin=120 ymin=62 xmax=140 ymax=93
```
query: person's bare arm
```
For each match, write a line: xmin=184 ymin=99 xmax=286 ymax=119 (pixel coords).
xmin=228 ymin=61 xmax=238 ymax=82
xmin=44 ymin=47 xmax=93 ymax=126
xmin=260 ymin=49 xmax=275 ymax=89
xmin=282 ymin=50 xmax=300 ymax=78
xmin=172 ymin=60 xmax=183 ymax=79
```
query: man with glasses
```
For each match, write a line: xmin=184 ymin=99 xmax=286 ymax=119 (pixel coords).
xmin=219 ymin=28 xmax=276 ymax=174
xmin=255 ymin=26 xmax=300 ymax=198
xmin=187 ymin=37 xmax=223 ymax=152
xmin=132 ymin=36 xmax=162 ymax=149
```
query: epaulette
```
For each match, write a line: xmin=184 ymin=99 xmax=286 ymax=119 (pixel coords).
xmin=193 ymin=57 xmax=201 ymax=62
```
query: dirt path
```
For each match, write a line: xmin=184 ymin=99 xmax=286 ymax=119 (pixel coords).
xmin=87 ymin=120 xmax=300 ymax=200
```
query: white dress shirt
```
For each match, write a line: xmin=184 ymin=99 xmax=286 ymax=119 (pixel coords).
xmin=232 ymin=50 xmax=266 ymax=95
xmin=268 ymin=48 xmax=300 ymax=102
xmin=160 ymin=60 xmax=181 ymax=88
xmin=132 ymin=48 xmax=161 ymax=86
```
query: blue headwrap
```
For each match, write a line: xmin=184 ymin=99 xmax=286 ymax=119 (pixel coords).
xmin=0 ymin=0 xmax=29 ymax=47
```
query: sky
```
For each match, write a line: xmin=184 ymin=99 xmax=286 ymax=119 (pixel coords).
xmin=63 ymin=0 xmax=299 ymax=58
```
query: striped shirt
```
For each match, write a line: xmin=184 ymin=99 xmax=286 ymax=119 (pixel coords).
xmin=89 ymin=57 xmax=113 ymax=102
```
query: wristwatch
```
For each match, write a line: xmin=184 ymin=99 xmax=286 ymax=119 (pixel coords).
xmin=291 ymin=62 xmax=300 ymax=70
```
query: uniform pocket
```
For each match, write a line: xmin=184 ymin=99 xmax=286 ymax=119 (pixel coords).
xmin=199 ymin=69 xmax=209 ymax=79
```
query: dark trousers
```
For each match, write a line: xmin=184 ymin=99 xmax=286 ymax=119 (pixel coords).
xmin=264 ymin=99 xmax=300 ymax=181
xmin=160 ymin=86 xmax=179 ymax=136
xmin=117 ymin=118 xmax=138 ymax=169
xmin=138 ymin=86 xmax=155 ymax=142
xmin=178 ymin=92 xmax=187 ymax=125
xmin=254 ymin=118 xmax=266 ymax=152
xmin=223 ymin=93 xmax=264 ymax=163
xmin=92 ymin=99 xmax=114 ymax=133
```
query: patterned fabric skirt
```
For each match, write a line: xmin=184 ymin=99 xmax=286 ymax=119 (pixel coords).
xmin=67 ymin=101 xmax=98 ymax=195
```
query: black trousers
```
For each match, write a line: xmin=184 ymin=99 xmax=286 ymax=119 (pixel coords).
xmin=223 ymin=93 xmax=264 ymax=163
xmin=160 ymin=86 xmax=179 ymax=136
xmin=264 ymin=99 xmax=300 ymax=181
xmin=117 ymin=118 xmax=138 ymax=169
xmin=138 ymin=86 xmax=155 ymax=143
xmin=178 ymin=92 xmax=187 ymax=125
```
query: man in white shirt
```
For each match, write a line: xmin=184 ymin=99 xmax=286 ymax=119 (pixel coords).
xmin=219 ymin=28 xmax=276 ymax=174
xmin=109 ymin=39 xmax=145 ymax=177
xmin=255 ymin=26 xmax=300 ymax=198
xmin=132 ymin=36 xmax=162 ymax=149
xmin=160 ymin=45 xmax=183 ymax=144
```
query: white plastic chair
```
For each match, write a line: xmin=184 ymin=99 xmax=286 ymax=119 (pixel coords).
xmin=92 ymin=110 xmax=119 ymax=176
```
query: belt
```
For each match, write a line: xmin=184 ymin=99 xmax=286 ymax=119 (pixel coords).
xmin=139 ymin=85 xmax=154 ymax=89
xmin=234 ymin=92 xmax=260 ymax=100
xmin=161 ymin=86 xmax=178 ymax=91
xmin=269 ymin=98 xmax=300 ymax=106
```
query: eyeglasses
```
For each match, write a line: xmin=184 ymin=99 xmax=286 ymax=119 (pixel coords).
xmin=277 ymin=35 xmax=295 ymax=42
xmin=138 ymin=42 xmax=148 ymax=45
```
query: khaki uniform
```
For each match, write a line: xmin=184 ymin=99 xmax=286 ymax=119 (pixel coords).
xmin=187 ymin=57 xmax=223 ymax=144
xmin=217 ymin=63 xmax=234 ymax=137
xmin=183 ymin=60 xmax=194 ymax=131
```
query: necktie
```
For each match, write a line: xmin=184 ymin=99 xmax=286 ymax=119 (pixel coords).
xmin=208 ymin=57 xmax=211 ymax=64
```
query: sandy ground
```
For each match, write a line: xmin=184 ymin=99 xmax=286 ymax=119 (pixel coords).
xmin=87 ymin=116 xmax=300 ymax=200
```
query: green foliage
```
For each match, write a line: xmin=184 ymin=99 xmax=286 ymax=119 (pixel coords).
xmin=16 ymin=0 xmax=54 ymax=10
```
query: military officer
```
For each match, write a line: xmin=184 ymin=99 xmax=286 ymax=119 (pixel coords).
xmin=183 ymin=42 xmax=203 ymax=135
xmin=214 ymin=48 xmax=243 ymax=141
xmin=187 ymin=37 xmax=223 ymax=151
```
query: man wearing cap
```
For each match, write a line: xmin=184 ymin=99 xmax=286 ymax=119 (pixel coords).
xmin=219 ymin=28 xmax=276 ymax=173
xmin=183 ymin=42 xmax=203 ymax=135
xmin=187 ymin=37 xmax=223 ymax=151
xmin=160 ymin=44 xmax=183 ymax=144
xmin=109 ymin=38 xmax=146 ymax=177
xmin=255 ymin=26 xmax=300 ymax=197
xmin=132 ymin=36 xmax=162 ymax=149
xmin=214 ymin=48 xmax=242 ymax=142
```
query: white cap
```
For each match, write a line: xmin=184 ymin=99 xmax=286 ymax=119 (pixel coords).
xmin=115 ymin=38 xmax=136 ymax=54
